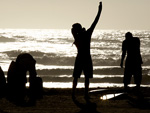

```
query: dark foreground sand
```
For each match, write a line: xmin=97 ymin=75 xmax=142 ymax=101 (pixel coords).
xmin=0 ymin=87 xmax=150 ymax=113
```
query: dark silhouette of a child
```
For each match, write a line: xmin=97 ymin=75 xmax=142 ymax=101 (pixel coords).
xmin=72 ymin=2 xmax=102 ymax=99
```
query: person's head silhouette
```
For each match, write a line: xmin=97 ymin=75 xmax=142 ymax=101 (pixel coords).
xmin=72 ymin=23 xmax=86 ymax=35
xmin=125 ymin=32 xmax=133 ymax=40
xmin=72 ymin=23 xmax=82 ymax=30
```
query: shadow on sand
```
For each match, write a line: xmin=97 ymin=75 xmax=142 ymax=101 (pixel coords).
xmin=72 ymin=97 xmax=100 ymax=113
xmin=127 ymin=91 xmax=150 ymax=109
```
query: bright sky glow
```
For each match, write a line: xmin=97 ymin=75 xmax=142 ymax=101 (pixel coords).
xmin=0 ymin=0 xmax=150 ymax=30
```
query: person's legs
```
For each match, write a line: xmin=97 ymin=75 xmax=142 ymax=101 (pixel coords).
xmin=72 ymin=55 xmax=82 ymax=99
xmin=134 ymin=67 xmax=142 ymax=89
xmin=124 ymin=83 xmax=128 ymax=90
xmin=124 ymin=68 xmax=132 ymax=92
xmin=85 ymin=78 xmax=89 ymax=98
xmin=72 ymin=77 xmax=78 ymax=98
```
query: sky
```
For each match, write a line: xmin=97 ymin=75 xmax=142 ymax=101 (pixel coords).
xmin=0 ymin=0 xmax=150 ymax=30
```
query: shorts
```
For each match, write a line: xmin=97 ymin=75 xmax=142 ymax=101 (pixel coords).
xmin=73 ymin=55 xmax=93 ymax=78
xmin=123 ymin=63 xmax=142 ymax=85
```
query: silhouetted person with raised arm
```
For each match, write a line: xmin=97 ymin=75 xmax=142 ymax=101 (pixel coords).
xmin=120 ymin=32 xmax=143 ymax=91
xmin=72 ymin=2 xmax=102 ymax=99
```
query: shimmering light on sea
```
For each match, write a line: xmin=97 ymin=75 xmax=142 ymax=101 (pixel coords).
xmin=26 ymin=82 xmax=150 ymax=88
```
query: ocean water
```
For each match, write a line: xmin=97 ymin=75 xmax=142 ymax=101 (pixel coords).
xmin=0 ymin=29 xmax=150 ymax=88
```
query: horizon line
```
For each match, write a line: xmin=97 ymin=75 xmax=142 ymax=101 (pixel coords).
xmin=0 ymin=28 xmax=149 ymax=31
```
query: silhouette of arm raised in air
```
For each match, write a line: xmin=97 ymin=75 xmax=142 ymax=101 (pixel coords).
xmin=89 ymin=2 xmax=102 ymax=33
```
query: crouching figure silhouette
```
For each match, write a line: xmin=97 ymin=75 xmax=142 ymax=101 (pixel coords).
xmin=7 ymin=53 xmax=43 ymax=106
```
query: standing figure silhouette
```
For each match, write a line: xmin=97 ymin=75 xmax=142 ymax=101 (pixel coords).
xmin=120 ymin=32 xmax=143 ymax=91
xmin=72 ymin=2 xmax=102 ymax=99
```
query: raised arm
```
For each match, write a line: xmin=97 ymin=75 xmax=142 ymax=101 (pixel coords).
xmin=89 ymin=2 xmax=102 ymax=32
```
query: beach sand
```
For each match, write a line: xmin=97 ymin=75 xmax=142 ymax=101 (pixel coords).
xmin=0 ymin=87 xmax=150 ymax=113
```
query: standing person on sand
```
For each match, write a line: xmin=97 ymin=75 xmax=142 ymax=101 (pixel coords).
xmin=120 ymin=32 xmax=143 ymax=92
xmin=71 ymin=2 xmax=102 ymax=99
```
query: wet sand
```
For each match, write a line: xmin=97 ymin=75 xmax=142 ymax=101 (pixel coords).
xmin=0 ymin=87 xmax=150 ymax=113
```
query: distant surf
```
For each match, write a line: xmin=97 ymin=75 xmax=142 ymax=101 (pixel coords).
xmin=0 ymin=29 xmax=150 ymax=88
